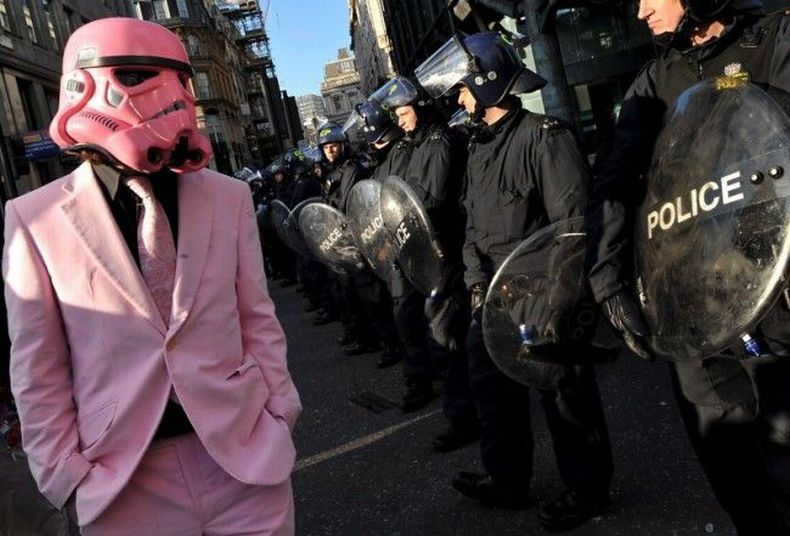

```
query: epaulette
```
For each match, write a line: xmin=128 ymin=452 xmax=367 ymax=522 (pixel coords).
xmin=539 ymin=116 xmax=565 ymax=136
xmin=541 ymin=117 xmax=561 ymax=130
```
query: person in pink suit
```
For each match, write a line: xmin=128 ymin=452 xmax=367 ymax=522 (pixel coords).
xmin=3 ymin=17 xmax=301 ymax=535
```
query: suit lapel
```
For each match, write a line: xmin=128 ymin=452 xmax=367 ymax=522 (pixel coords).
xmin=168 ymin=171 xmax=213 ymax=337
xmin=60 ymin=162 xmax=167 ymax=335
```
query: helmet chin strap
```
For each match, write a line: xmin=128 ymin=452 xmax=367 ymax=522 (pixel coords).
xmin=470 ymin=101 xmax=485 ymax=123
xmin=652 ymin=11 xmax=697 ymax=49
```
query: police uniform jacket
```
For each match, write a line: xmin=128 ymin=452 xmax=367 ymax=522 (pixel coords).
xmin=462 ymin=107 xmax=589 ymax=289
xmin=399 ymin=122 xmax=467 ymax=262
xmin=587 ymin=7 xmax=790 ymax=304
xmin=325 ymin=154 xmax=369 ymax=213
xmin=289 ymin=173 xmax=324 ymax=207
xmin=369 ymin=139 xmax=412 ymax=183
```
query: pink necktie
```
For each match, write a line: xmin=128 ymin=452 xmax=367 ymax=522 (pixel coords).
xmin=124 ymin=176 xmax=176 ymax=325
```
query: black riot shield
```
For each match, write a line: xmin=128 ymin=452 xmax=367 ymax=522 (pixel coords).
xmin=482 ymin=217 xmax=617 ymax=387
xmin=379 ymin=176 xmax=445 ymax=296
xmin=299 ymin=202 xmax=366 ymax=275
xmin=346 ymin=180 xmax=399 ymax=282
xmin=636 ymin=79 xmax=790 ymax=361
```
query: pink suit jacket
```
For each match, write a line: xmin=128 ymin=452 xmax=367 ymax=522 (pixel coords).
xmin=3 ymin=162 xmax=301 ymax=525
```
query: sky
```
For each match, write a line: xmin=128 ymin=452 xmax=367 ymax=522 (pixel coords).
xmin=266 ymin=0 xmax=353 ymax=97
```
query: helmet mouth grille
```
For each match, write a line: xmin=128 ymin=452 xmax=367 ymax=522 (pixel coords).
xmin=76 ymin=110 xmax=120 ymax=131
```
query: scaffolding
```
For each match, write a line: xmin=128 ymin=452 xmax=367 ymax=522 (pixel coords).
xmin=215 ymin=0 xmax=284 ymax=160
xmin=216 ymin=0 xmax=274 ymax=77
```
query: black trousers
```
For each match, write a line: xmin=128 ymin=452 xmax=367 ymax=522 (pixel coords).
xmin=391 ymin=275 xmax=435 ymax=386
xmin=391 ymin=279 xmax=477 ymax=427
xmin=353 ymin=268 xmax=400 ymax=349
xmin=671 ymin=354 xmax=790 ymax=535
xmin=466 ymin=318 xmax=613 ymax=495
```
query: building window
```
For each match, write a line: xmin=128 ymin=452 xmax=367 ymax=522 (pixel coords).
xmin=195 ymin=72 xmax=211 ymax=99
xmin=22 ymin=0 xmax=37 ymax=43
xmin=176 ymin=0 xmax=189 ymax=17
xmin=187 ymin=34 xmax=202 ymax=55
xmin=41 ymin=0 xmax=59 ymax=48
xmin=0 ymin=0 xmax=10 ymax=32
xmin=332 ymin=94 xmax=343 ymax=113
xmin=63 ymin=7 xmax=78 ymax=34
xmin=153 ymin=0 xmax=170 ymax=20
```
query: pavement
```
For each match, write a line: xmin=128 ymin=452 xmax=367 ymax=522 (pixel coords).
xmin=276 ymin=281 xmax=737 ymax=536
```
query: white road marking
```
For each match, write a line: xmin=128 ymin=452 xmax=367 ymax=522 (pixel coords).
xmin=294 ymin=409 xmax=442 ymax=473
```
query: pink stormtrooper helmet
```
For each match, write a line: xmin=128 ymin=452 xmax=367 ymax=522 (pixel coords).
xmin=50 ymin=17 xmax=212 ymax=174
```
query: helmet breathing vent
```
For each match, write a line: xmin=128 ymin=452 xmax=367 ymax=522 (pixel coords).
xmin=66 ymin=79 xmax=86 ymax=93
xmin=76 ymin=110 xmax=120 ymax=131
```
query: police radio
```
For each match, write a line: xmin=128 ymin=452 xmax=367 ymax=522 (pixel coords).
xmin=685 ymin=0 xmax=730 ymax=21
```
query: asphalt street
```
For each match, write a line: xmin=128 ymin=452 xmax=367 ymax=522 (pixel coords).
xmin=276 ymin=281 xmax=737 ymax=536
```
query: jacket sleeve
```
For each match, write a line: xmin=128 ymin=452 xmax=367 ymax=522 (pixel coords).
xmin=4 ymin=201 xmax=93 ymax=508
xmin=421 ymin=134 xmax=453 ymax=217
xmin=529 ymin=122 xmax=589 ymax=223
xmin=768 ymin=11 xmax=790 ymax=93
xmin=769 ymin=12 xmax=790 ymax=102
xmin=460 ymin=172 xmax=485 ymax=288
xmin=235 ymin=190 xmax=302 ymax=430
xmin=584 ymin=62 xmax=665 ymax=302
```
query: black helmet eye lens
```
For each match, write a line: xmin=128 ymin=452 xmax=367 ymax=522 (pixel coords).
xmin=115 ymin=69 xmax=159 ymax=87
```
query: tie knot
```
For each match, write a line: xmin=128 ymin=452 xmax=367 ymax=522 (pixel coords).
xmin=124 ymin=176 xmax=154 ymax=201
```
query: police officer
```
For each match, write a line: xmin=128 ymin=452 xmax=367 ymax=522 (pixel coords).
xmin=370 ymin=76 xmax=480 ymax=447
xmin=269 ymin=156 xmax=298 ymax=285
xmin=347 ymin=99 xmax=409 ymax=181
xmin=416 ymin=33 xmax=613 ymax=531
xmin=318 ymin=123 xmax=403 ymax=365
xmin=586 ymin=1 xmax=790 ymax=533
xmin=287 ymin=149 xmax=326 ymax=315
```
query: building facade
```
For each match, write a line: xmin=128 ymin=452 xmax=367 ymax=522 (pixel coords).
xmin=320 ymin=48 xmax=365 ymax=126
xmin=349 ymin=0 xmax=396 ymax=96
xmin=375 ymin=0 xmax=790 ymax=154
xmin=135 ymin=0 xmax=257 ymax=174
xmin=295 ymin=93 xmax=327 ymax=143
xmin=218 ymin=0 xmax=300 ymax=165
xmin=0 ymin=0 xmax=133 ymax=201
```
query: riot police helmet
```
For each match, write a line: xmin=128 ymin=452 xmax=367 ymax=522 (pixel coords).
xmin=344 ymin=99 xmax=404 ymax=145
xmin=316 ymin=122 xmax=347 ymax=146
xmin=415 ymin=32 xmax=546 ymax=108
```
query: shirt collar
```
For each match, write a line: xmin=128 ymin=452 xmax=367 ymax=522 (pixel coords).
xmin=91 ymin=163 xmax=124 ymax=200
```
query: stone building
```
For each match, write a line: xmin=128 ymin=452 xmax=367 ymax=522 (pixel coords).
xmin=0 ymin=0 xmax=133 ymax=201
xmin=134 ymin=0 xmax=254 ymax=174
xmin=348 ymin=0 xmax=396 ymax=96
xmin=320 ymin=48 xmax=365 ymax=126
xmin=295 ymin=93 xmax=327 ymax=143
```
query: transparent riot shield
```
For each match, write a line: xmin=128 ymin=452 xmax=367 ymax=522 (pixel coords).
xmin=379 ymin=176 xmax=445 ymax=296
xmin=636 ymin=79 xmax=790 ymax=361
xmin=284 ymin=197 xmax=320 ymax=259
xmin=482 ymin=217 xmax=617 ymax=387
xmin=270 ymin=199 xmax=291 ymax=245
xmin=299 ymin=202 xmax=366 ymax=275
xmin=346 ymin=180 xmax=399 ymax=282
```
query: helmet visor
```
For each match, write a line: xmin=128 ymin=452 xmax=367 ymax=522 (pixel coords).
xmin=342 ymin=107 xmax=363 ymax=141
xmin=415 ymin=35 xmax=471 ymax=99
xmin=448 ymin=108 xmax=471 ymax=128
xmin=370 ymin=76 xmax=419 ymax=110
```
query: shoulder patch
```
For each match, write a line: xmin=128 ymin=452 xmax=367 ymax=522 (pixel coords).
xmin=541 ymin=117 xmax=561 ymax=131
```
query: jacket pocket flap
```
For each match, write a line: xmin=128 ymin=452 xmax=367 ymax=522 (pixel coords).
xmin=78 ymin=401 xmax=117 ymax=450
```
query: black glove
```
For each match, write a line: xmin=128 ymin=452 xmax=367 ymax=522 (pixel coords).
xmin=424 ymin=291 xmax=462 ymax=352
xmin=469 ymin=282 xmax=487 ymax=322
xmin=601 ymin=291 xmax=654 ymax=361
